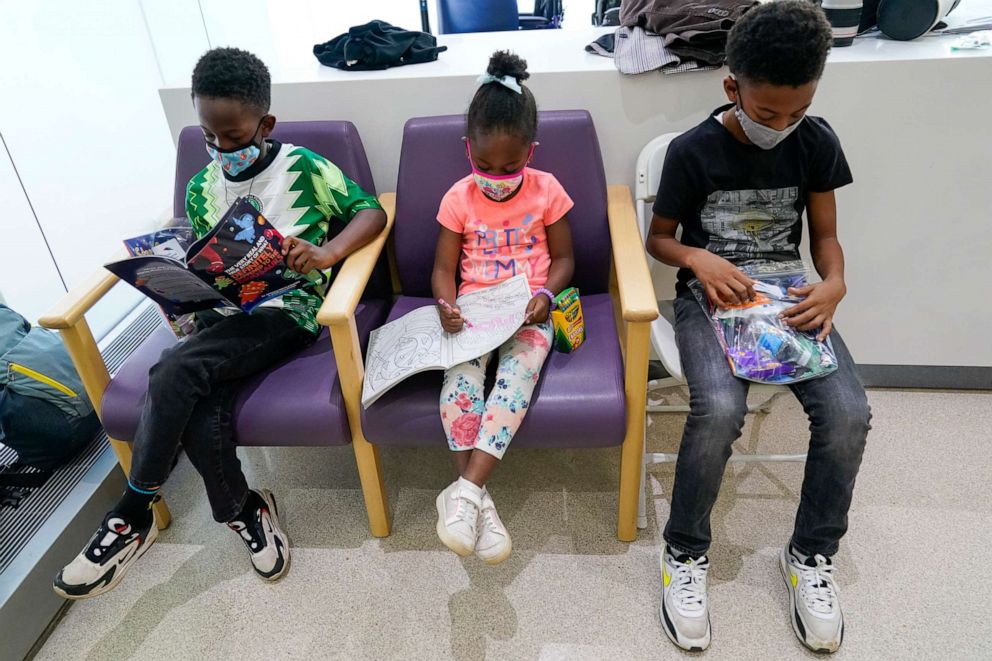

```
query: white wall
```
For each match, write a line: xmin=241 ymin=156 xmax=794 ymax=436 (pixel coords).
xmin=0 ymin=133 xmax=67 ymax=322
xmin=0 ymin=0 xmax=176 ymax=334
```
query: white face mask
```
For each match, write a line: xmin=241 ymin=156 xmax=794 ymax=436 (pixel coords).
xmin=734 ymin=99 xmax=803 ymax=150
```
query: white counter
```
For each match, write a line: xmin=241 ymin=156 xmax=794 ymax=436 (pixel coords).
xmin=160 ymin=3 xmax=992 ymax=378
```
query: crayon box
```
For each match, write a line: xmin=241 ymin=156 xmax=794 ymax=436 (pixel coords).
xmin=550 ymin=287 xmax=585 ymax=352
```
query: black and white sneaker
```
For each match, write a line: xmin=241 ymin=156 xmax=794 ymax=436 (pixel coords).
xmin=660 ymin=545 xmax=711 ymax=651
xmin=227 ymin=489 xmax=290 ymax=581
xmin=53 ymin=512 xmax=158 ymax=600
xmin=781 ymin=544 xmax=844 ymax=653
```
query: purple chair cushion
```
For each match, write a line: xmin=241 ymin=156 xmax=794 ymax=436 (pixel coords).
xmin=102 ymin=300 xmax=389 ymax=447
xmin=393 ymin=110 xmax=610 ymax=298
xmin=360 ymin=294 xmax=626 ymax=448
xmin=174 ymin=120 xmax=392 ymax=300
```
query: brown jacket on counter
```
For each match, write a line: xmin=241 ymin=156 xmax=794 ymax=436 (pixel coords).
xmin=618 ymin=0 xmax=757 ymax=64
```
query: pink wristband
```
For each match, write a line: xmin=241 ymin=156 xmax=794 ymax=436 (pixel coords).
xmin=535 ymin=287 xmax=556 ymax=310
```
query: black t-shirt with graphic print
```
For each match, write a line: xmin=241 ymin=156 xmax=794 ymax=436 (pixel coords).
xmin=653 ymin=104 xmax=853 ymax=295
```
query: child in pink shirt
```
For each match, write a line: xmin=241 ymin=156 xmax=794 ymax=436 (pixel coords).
xmin=431 ymin=51 xmax=575 ymax=565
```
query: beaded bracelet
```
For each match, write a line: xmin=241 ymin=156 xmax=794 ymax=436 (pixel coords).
xmin=534 ymin=287 xmax=557 ymax=310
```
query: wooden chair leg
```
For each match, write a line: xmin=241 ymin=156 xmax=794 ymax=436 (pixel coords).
xmin=351 ymin=434 xmax=391 ymax=537
xmin=152 ymin=496 xmax=172 ymax=530
xmin=330 ymin=317 xmax=392 ymax=538
xmin=618 ymin=322 xmax=651 ymax=541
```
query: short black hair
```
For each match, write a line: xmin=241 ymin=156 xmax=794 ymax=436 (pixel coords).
xmin=191 ymin=47 xmax=271 ymax=113
xmin=466 ymin=51 xmax=538 ymax=142
xmin=726 ymin=1 xmax=833 ymax=87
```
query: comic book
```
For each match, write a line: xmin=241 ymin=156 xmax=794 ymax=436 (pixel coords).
xmin=106 ymin=198 xmax=323 ymax=322
xmin=121 ymin=224 xmax=198 ymax=337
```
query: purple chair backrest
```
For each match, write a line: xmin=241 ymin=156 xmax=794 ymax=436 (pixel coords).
xmin=174 ymin=120 xmax=391 ymax=300
xmin=394 ymin=110 xmax=611 ymax=297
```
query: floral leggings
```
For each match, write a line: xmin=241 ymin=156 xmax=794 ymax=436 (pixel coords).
xmin=440 ymin=321 xmax=553 ymax=459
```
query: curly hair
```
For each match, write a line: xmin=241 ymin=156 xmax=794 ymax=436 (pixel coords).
xmin=191 ymin=47 xmax=271 ymax=113
xmin=726 ymin=1 xmax=833 ymax=87
xmin=466 ymin=50 xmax=538 ymax=142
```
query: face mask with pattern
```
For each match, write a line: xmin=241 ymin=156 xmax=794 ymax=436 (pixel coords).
xmin=466 ymin=140 xmax=536 ymax=201
xmin=205 ymin=119 xmax=265 ymax=176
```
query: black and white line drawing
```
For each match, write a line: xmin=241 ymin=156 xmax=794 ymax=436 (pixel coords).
xmin=362 ymin=274 xmax=531 ymax=407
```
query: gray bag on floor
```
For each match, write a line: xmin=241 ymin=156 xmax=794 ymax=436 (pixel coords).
xmin=0 ymin=305 xmax=100 ymax=494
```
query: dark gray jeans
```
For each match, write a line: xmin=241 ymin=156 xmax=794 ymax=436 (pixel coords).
xmin=128 ymin=309 xmax=314 ymax=522
xmin=664 ymin=294 xmax=871 ymax=558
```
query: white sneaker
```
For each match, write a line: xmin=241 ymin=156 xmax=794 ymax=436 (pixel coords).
xmin=435 ymin=478 xmax=482 ymax=556
xmin=53 ymin=511 xmax=158 ymax=600
xmin=780 ymin=544 xmax=844 ymax=653
xmin=475 ymin=488 xmax=512 ymax=565
xmin=227 ymin=489 xmax=290 ymax=581
xmin=659 ymin=545 xmax=711 ymax=651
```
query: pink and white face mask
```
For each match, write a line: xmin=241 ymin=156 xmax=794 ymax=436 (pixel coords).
xmin=466 ymin=140 xmax=536 ymax=202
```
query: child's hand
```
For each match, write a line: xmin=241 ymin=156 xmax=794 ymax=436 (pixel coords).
xmin=687 ymin=250 xmax=757 ymax=307
xmin=438 ymin=303 xmax=465 ymax=333
xmin=282 ymin=237 xmax=339 ymax=274
xmin=524 ymin=294 xmax=551 ymax=325
xmin=780 ymin=277 xmax=847 ymax=341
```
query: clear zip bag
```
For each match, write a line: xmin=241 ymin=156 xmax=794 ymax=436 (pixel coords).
xmin=688 ymin=260 xmax=838 ymax=385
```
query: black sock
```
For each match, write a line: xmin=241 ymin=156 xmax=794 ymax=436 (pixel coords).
xmin=230 ymin=490 xmax=264 ymax=524
xmin=113 ymin=483 xmax=156 ymax=527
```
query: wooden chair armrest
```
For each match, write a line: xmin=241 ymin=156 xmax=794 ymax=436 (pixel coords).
xmin=38 ymin=251 xmax=127 ymax=330
xmin=316 ymin=193 xmax=395 ymax=328
xmin=607 ymin=185 xmax=660 ymax=324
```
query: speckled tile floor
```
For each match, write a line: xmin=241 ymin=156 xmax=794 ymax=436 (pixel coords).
xmin=33 ymin=389 xmax=992 ymax=661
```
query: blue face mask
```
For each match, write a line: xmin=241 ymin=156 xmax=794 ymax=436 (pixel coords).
xmin=205 ymin=120 xmax=264 ymax=176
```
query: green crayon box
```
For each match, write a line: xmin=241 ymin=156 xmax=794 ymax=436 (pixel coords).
xmin=551 ymin=287 xmax=585 ymax=352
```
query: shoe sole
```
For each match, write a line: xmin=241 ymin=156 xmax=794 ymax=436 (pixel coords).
xmin=53 ymin=524 xmax=159 ymax=601
xmin=477 ymin=536 xmax=512 ymax=565
xmin=258 ymin=489 xmax=291 ymax=582
xmin=435 ymin=493 xmax=474 ymax=556
xmin=779 ymin=548 xmax=841 ymax=654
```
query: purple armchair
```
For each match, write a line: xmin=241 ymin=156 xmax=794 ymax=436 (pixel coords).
xmin=359 ymin=111 xmax=658 ymax=540
xmin=39 ymin=121 xmax=395 ymax=536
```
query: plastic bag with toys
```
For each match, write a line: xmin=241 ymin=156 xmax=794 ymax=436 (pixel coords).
xmin=688 ymin=261 xmax=838 ymax=385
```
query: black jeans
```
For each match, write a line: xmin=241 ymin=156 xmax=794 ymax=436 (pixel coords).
xmin=664 ymin=294 xmax=871 ymax=558
xmin=128 ymin=309 xmax=315 ymax=522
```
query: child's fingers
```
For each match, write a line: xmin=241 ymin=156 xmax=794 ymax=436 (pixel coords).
xmin=785 ymin=307 xmax=820 ymax=328
xmin=725 ymin=277 xmax=750 ymax=302
xmin=781 ymin=298 xmax=812 ymax=318
xmin=816 ymin=319 xmax=833 ymax=342
xmin=705 ymin=284 xmax=727 ymax=307
xmin=798 ymin=314 xmax=827 ymax=332
xmin=287 ymin=244 xmax=312 ymax=272
xmin=281 ymin=236 xmax=297 ymax=256
xmin=715 ymin=282 xmax=741 ymax=306
xmin=733 ymin=271 xmax=757 ymax=299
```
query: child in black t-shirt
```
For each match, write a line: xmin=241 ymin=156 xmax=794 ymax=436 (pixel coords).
xmin=646 ymin=2 xmax=870 ymax=654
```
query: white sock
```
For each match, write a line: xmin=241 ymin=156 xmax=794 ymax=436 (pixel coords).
xmin=456 ymin=477 xmax=483 ymax=500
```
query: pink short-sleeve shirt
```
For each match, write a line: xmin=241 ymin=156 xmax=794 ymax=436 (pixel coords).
xmin=437 ymin=168 xmax=574 ymax=296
